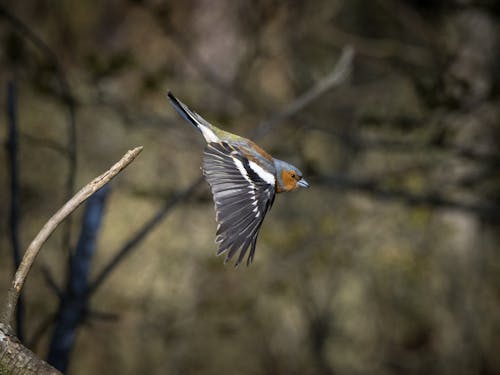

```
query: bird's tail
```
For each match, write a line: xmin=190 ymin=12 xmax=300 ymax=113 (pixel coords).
xmin=167 ymin=91 xmax=219 ymax=143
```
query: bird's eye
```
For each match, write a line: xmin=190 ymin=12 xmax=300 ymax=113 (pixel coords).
xmin=291 ymin=173 xmax=296 ymax=179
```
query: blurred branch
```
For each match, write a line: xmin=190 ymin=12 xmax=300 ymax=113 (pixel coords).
xmin=307 ymin=312 xmax=334 ymax=375
xmin=92 ymin=94 xmax=174 ymax=129
xmin=164 ymin=23 xmax=254 ymax=108
xmin=318 ymin=174 xmax=498 ymax=220
xmin=21 ymin=132 xmax=69 ymax=157
xmin=87 ymin=178 xmax=203 ymax=296
xmin=40 ymin=264 xmax=63 ymax=300
xmin=324 ymin=24 xmax=431 ymax=66
xmin=86 ymin=310 xmax=120 ymax=322
xmin=27 ymin=313 xmax=56 ymax=351
xmin=148 ymin=3 xmax=336 ymax=114
xmin=1 ymin=146 xmax=143 ymax=330
xmin=87 ymin=46 xmax=354 ymax=294
xmin=308 ymin=124 xmax=500 ymax=167
xmin=48 ymin=186 xmax=110 ymax=373
xmin=376 ymin=0 xmax=440 ymax=46
xmin=0 ymin=4 xmax=78 ymax=256
xmin=6 ymin=81 xmax=25 ymax=341
xmin=137 ymin=0 xmax=256 ymax=109
xmin=149 ymin=1 xmax=263 ymax=110
xmin=253 ymin=45 xmax=354 ymax=139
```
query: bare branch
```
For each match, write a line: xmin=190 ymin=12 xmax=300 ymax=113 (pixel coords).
xmin=0 ymin=146 xmax=143 ymax=330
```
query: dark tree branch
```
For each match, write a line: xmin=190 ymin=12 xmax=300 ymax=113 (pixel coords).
xmin=27 ymin=314 xmax=57 ymax=351
xmin=318 ymin=174 xmax=498 ymax=220
xmin=20 ymin=132 xmax=69 ymax=157
xmin=306 ymin=123 xmax=500 ymax=168
xmin=0 ymin=4 xmax=78 ymax=258
xmin=6 ymin=81 xmax=25 ymax=341
xmin=86 ymin=310 xmax=120 ymax=322
xmin=40 ymin=265 xmax=64 ymax=300
xmin=48 ymin=186 xmax=111 ymax=372
xmin=87 ymin=178 xmax=203 ymax=296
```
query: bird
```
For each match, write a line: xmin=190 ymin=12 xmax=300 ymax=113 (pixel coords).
xmin=167 ymin=91 xmax=309 ymax=267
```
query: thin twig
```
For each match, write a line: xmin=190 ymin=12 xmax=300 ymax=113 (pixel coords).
xmin=0 ymin=146 xmax=143 ymax=330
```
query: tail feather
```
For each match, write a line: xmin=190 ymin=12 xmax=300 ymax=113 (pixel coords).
xmin=167 ymin=91 xmax=200 ymax=130
xmin=167 ymin=91 xmax=219 ymax=142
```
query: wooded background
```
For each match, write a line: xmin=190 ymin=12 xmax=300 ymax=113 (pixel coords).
xmin=1 ymin=1 xmax=499 ymax=374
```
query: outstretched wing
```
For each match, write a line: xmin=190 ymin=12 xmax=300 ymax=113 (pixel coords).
xmin=203 ymin=142 xmax=276 ymax=266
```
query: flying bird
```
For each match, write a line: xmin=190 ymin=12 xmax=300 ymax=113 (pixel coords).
xmin=167 ymin=92 xmax=309 ymax=266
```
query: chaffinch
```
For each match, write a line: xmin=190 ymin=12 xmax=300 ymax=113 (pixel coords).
xmin=167 ymin=92 xmax=309 ymax=267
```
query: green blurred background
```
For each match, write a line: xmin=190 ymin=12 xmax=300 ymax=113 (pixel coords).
xmin=1 ymin=0 xmax=500 ymax=374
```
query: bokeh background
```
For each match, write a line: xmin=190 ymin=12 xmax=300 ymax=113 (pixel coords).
xmin=1 ymin=1 xmax=500 ymax=374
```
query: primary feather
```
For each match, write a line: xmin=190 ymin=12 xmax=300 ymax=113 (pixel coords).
xmin=203 ymin=142 xmax=275 ymax=266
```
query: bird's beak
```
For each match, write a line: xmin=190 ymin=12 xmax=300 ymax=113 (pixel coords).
xmin=298 ymin=179 xmax=310 ymax=188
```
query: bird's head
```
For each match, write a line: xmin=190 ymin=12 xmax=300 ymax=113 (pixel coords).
xmin=274 ymin=159 xmax=309 ymax=193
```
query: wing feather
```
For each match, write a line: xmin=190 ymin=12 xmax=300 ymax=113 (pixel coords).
xmin=202 ymin=142 xmax=276 ymax=266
